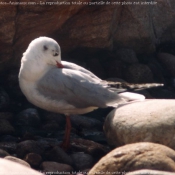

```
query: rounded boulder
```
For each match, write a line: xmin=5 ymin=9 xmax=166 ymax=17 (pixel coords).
xmin=104 ymin=100 xmax=175 ymax=148
xmin=88 ymin=142 xmax=175 ymax=175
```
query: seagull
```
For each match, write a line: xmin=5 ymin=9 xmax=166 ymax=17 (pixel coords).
xmin=18 ymin=37 xmax=163 ymax=149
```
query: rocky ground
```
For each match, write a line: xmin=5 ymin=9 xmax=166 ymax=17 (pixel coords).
xmin=0 ymin=45 xmax=175 ymax=175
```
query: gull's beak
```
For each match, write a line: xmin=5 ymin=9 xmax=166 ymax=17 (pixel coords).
xmin=56 ymin=61 xmax=64 ymax=68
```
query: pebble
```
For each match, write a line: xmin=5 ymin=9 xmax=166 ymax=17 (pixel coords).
xmin=0 ymin=148 xmax=10 ymax=157
xmin=71 ymin=138 xmax=110 ymax=161
xmin=24 ymin=153 xmax=42 ymax=168
xmin=88 ymin=142 xmax=175 ymax=175
xmin=15 ymin=108 xmax=40 ymax=127
xmin=40 ymin=161 xmax=73 ymax=175
xmin=0 ymin=119 xmax=14 ymax=135
xmin=71 ymin=152 xmax=94 ymax=171
xmin=16 ymin=140 xmax=46 ymax=158
xmin=104 ymin=99 xmax=175 ymax=148
xmin=44 ymin=146 xmax=73 ymax=165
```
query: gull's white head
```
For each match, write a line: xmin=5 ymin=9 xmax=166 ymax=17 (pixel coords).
xmin=23 ymin=37 xmax=62 ymax=67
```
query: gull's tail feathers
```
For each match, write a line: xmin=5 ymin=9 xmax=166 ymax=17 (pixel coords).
xmin=107 ymin=81 xmax=164 ymax=93
xmin=119 ymin=92 xmax=145 ymax=102
xmin=108 ymin=92 xmax=145 ymax=108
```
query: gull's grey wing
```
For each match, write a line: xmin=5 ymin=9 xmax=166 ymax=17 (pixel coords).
xmin=36 ymin=67 xmax=125 ymax=109
xmin=61 ymin=61 xmax=149 ymax=93
xmin=62 ymin=61 xmax=101 ymax=81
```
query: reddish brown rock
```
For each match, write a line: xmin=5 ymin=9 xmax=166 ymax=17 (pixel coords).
xmin=0 ymin=4 xmax=16 ymax=71
xmin=0 ymin=0 xmax=90 ymax=71
xmin=1 ymin=0 xmax=175 ymax=72
xmin=58 ymin=5 xmax=118 ymax=51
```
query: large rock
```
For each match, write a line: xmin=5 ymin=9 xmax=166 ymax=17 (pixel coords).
xmin=114 ymin=0 xmax=175 ymax=53
xmin=0 ymin=158 xmax=42 ymax=175
xmin=1 ymin=0 xmax=175 ymax=71
xmin=0 ymin=4 xmax=16 ymax=69
xmin=104 ymin=100 xmax=175 ymax=148
xmin=0 ymin=0 xmax=89 ymax=71
xmin=88 ymin=142 xmax=175 ymax=175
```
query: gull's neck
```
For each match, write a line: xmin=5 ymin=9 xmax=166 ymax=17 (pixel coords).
xmin=19 ymin=54 xmax=52 ymax=82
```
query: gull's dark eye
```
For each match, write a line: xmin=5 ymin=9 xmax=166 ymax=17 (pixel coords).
xmin=43 ymin=45 xmax=48 ymax=51
xmin=53 ymin=53 xmax=59 ymax=57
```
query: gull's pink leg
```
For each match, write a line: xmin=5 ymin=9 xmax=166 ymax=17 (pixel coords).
xmin=61 ymin=115 xmax=71 ymax=150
